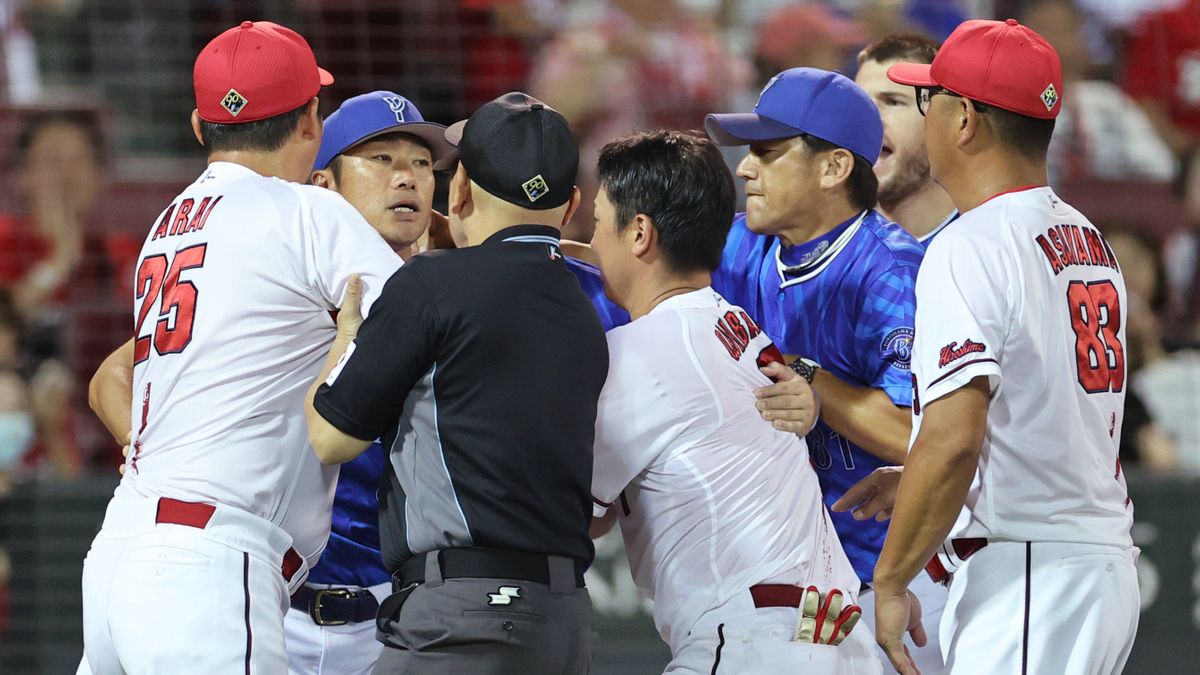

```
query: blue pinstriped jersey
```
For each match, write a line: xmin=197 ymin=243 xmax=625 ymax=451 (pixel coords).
xmin=307 ymin=256 xmax=628 ymax=588
xmin=712 ymin=210 xmax=923 ymax=583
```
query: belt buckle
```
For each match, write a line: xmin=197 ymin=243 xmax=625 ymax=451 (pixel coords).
xmin=311 ymin=588 xmax=355 ymax=626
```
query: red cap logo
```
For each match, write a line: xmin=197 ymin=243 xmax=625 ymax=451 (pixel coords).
xmin=193 ymin=21 xmax=333 ymax=124
xmin=887 ymin=19 xmax=1063 ymax=120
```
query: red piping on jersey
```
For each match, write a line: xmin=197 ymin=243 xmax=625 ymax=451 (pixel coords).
xmin=981 ymin=185 xmax=1044 ymax=206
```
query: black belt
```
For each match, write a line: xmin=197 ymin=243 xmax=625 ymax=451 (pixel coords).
xmin=290 ymin=585 xmax=380 ymax=626
xmin=395 ymin=548 xmax=587 ymax=591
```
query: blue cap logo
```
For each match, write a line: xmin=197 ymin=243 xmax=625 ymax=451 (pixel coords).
xmin=313 ymin=90 xmax=457 ymax=171
xmin=384 ymin=96 xmax=407 ymax=123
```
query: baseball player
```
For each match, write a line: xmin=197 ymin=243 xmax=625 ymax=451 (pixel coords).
xmin=703 ymin=67 xmax=936 ymax=656
xmin=588 ymin=129 xmax=879 ymax=674
xmin=854 ymin=34 xmax=958 ymax=246
xmin=79 ymin=22 xmax=401 ymax=674
xmin=286 ymin=89 xmax=626 ymax=675
xmin=285 ymin=89 xmax=456 ymax=675
xmin=866 ymin=19 xmax=1138 ymax=674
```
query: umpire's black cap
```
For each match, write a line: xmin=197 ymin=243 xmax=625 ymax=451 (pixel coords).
xmin=445 ymin=92 xmax=579 ymax=210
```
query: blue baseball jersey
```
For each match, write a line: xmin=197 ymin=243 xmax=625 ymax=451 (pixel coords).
xmin=712 ymin=210 xmax=923 ymax=583
xmin=566 ymin=256 xmax=630 ymax=330
xmin=307 ymin=255 xmax=628 ymax=587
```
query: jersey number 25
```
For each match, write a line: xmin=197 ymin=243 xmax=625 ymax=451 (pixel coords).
xmin=1067 ymin=280 xmax=1125 ymax=394
xmin=134 ymin=244 xmax=207 ymax=364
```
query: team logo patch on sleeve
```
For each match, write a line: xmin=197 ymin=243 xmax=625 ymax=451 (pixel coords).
xmin=880 ymin=327 xmax=914 ymax=370
xmin=938 ymin=339 xmax=986 ymax=368
xmin=522 ymin=175 xmax=549 ymax=203
xmin=221 ymin=89 xmax=249 ymax=117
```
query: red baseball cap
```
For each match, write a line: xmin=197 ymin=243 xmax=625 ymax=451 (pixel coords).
xmin=888 ymin=19 xmax=1063 ymax=120
xmin=193 ymin=21 xmax=334 ymax=124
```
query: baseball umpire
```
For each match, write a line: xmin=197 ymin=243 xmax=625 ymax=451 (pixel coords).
xmin=305 ymin=92 xmax=607 ymax=674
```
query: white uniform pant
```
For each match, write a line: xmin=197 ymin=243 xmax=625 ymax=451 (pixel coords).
xmin=81 ymin=487 xmax=302 ymax=675
xmin=940 ymin=540 xmax=1139 ymax=675
xmin=859 ymin=569 xmax=948 ymax=674
xmin=284 ymin=582 xmax=389 ymax=675
xmin=665 ymin=606 xmax=883 ymax=674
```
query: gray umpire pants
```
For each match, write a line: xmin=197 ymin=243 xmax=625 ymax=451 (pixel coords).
xmin=372 ymin=553 xmax=594 ymax=674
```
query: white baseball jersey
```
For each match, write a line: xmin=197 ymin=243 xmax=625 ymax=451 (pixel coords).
xmin=591 ymin=287 xmax=859 ymax=654
xmin=122 ymin=161 xmax=401 ymax=565
xmin=910 ymin=186 xmax=1133 ymax=548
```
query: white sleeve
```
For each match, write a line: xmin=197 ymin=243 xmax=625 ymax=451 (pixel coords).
xmin=591 ymin=319 xmax=716 ymax=513
xmin=912 ymin=234 xmax=1011 ymax=408
xmin=301 ymin=187 xmax=402 ymax=317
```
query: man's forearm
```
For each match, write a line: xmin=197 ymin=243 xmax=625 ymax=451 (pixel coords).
xmin=873 ymin=381 xmax=989 ymax=593
xmin=811 ymin=369 xmax=910 ymax=464
xmin=89 ymin=338 xmax=135 ymax=444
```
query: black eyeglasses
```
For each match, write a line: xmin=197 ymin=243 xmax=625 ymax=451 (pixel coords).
xmin=916 ymin=86 xmax=990 ymax=116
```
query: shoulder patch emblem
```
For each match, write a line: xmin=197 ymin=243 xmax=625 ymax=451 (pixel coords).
xmin=880 ymin=327 xmax=914 ymax=370
xmin=221 ymin=89 xmax=249 ymax=117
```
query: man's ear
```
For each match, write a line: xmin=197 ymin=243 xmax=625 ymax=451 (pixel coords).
xmin=191 ymin=110 xmax=205 ymax=147
xmin=298 ymin=98 xmax=322 ymax=142
xmin=956 ymin=98 xmax=980 ymax=151
xmin=448 ymin=164 xmax=471 ymax=215
xmin=311 ymin=168 xmax=334 ymax=189
xmin=629 ymin=214 xmax=657 ymax=259
xmin=560 ymin=186 xmax=582 ymax=230
xmin=820 ymin=148 xmax=854 ymax=191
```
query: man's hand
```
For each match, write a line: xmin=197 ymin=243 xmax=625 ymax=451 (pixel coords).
xmin=424 ymin=210 xmax=456 ymax=251
xmin=755 ymin=361 xmax=819 ymax=436
xmin=118 ymin=432 xmax=131 ymax=476
xmin=793 ymin=587 xmax=861 ymax=646
xmin=336 ymin=275 xmax=363 ymax=344
xmin=873 ymin=587 xmax=925 ymax=674
xmin=831 ymin=466 xmax=903 ymax=522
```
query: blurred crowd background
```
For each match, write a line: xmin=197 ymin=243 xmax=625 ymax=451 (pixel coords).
xmin=0 ymin=0 xmax=1199 ymax=670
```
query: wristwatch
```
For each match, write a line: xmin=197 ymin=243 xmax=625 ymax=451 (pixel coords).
xmin=788 ymin=357 xmax=821 ymax=384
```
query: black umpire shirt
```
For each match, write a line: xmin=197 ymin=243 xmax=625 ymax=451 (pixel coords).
xmin=313 ymin=224 xmax=609 ymax=572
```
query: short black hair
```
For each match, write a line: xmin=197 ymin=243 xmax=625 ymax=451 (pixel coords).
xmin=199 ymin=102 xmax=309 ymax=154
xmin=800 ymin=134 xmax=879 ymax=211
xmin=858 ymin=33 xmax=939 ymax=67
xmin=984 ymin=106 xmax=1056 ymax=160
xmin=12 ymin=109 xmax=107 ymax=169
xmin=596 ymin=130 xmax=736 ymax=274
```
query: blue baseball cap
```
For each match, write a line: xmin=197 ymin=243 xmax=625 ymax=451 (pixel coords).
xmin=314 ymin=90 xmax=457 ymax=171
xmin=705 ymin=67 xmax=883 ymax=164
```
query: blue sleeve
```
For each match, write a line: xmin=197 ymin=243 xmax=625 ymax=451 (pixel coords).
xmin=565 ymin=257 xmax=630 ymax=331
xmin=853 ymin=260 xmax=919 ymax=407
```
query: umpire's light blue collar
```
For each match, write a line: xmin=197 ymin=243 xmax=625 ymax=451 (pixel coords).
xmin=704 ymin=67 xmax=883 ymax=165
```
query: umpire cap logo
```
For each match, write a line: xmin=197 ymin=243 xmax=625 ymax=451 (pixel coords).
xmin=522 ymin=175 xmax=549 ymax=203
xmin=384 ymin=96 xmax=407 ymax=123
xmin=221 ymin=89 xmax=249 ymax=117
